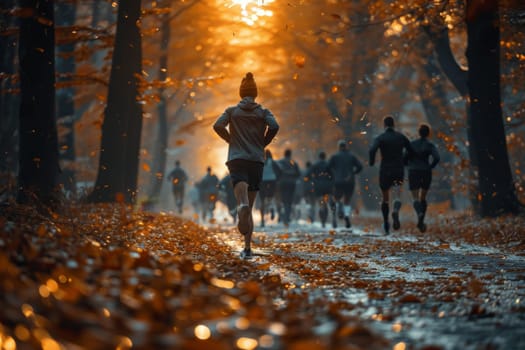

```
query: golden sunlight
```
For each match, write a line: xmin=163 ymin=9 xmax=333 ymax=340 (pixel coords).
xmin=226 ymin=0 xmax=274 ymax=26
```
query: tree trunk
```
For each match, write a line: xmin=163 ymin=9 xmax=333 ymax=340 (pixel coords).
xmin=423 ymin=25 xmax=468 ymax=96
xmin=56 ymin=2 xmax=77 ymax=194
xmin=466 ymin=0 xmax=520 ymax=216
xmin=17 ymin=0 xmax=60 ymax=206
xmin=423 ymin=17 xmax=480 ymax=214
xmin=89 ymin=0 xmax=143 ymax=204
xmin=147 ymin=14 xmax=170 ymax=203
xmin=0 ymin=0 xmax=19 ymax=180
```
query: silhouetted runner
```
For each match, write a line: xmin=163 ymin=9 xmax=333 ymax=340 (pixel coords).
xmin=328 ymin=140 xmax=363 ymax=229
xmin=369 ymin=115 xmax=413 ymax=234
xmin=276 ymin=149 xmax=301 ymax=227
xmin=405 ymin=124 xmax=440 ymax=232
xmin=166 ymin=160 xmax=188 ymax=214
xmin=259 ymin=149 xmax=281 ymax=227
xmin=307 ymin=151 xmax=334 ymax=228
xmin=213 ymin=72 xmax=279 ymax=259
xmin=196 ymin=166 xmax=219 ymax=221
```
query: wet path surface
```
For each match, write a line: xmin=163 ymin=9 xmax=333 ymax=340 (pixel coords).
xmin=208 ymin=218 xmax=525 ymax=350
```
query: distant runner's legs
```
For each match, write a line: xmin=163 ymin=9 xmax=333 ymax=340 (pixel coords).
xmin=381 ymin=189 xmax=390 ymax=234
xmin=391 ymin=183 xmax=402 ymax=230
xmin=319 ymin=194 xmax=329 ymax=228
xmin=409 ymin=170 xmax=429 ymax=232
xmin=342 ymin=182 xmax=355 ymax=229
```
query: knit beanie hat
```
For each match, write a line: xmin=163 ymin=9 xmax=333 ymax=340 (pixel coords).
xmin=239 ymin=72 xmax=258 ymax=98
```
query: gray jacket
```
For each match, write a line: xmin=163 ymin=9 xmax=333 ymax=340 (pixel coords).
xmin=213 ymin=97 xmax=279 ymax=164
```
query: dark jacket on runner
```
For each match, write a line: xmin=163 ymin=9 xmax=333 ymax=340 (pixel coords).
xmin=406 ymin=138 xmax=440 ymax=171
xmin=213 ymin=97 xmax=279 ymax=164
xmin=369 ymin=127 xmax=413 ymax=170
xmin=167 ymin=167 xmax=188 ymax=189
xmin=277 ymin=157 xmax=300 ymax=184
xmin=328 ymin=150 xmax=363 ymax=184
xmin=307 ymin=159 xmax=334 ymax=194
xmin=197 ymin=173 xmax=219 ymax=202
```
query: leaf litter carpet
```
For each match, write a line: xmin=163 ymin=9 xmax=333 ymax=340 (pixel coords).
xmin=1 ymin=203 xmax=524 ymax=350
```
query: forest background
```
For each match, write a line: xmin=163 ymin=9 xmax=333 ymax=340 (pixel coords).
xmin=0 ymin=0 xmax=524 ymax=217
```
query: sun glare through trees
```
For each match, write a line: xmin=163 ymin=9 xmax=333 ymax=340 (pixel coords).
xmin=227 ymin=0 xmax=275 ymax=26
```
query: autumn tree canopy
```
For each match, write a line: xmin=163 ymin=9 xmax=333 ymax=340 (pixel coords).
xmin=0 ymin=0 xmax=523 ymax=215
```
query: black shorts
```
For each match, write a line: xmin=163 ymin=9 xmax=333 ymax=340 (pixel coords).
xmin=172 ymin=186 xmax=185 ymax=195
xmin=379 ymin=168 xmax=404 ymax=191
xmin=226 ymin=159 xmax=264 ymax=192
xmin=259 ymin=180 xmax=277 ymax=198
xmin=408 ymin=170 xmax=432 ymax=191
xmin=333 ymin=181 xmax=355 ymax=200
xmin=314 ymin=183 xmax=333 ymax=197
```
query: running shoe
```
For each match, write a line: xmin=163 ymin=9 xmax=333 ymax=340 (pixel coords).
xmin=344 ymin=216 xmax=351 ymax=229
xmin=392 ymin=212 xmax=400 ymax=230
xmin=240 ymin=248 xmax=253 ymax=260
xmin=417 ymin=220 xmax=427 ymax=233
xmin=383 ymin=221 xmax=390 ymax=235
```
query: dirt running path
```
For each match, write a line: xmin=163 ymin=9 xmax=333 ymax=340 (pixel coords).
xmin=206 ymin=215 xmax=525 ymax=350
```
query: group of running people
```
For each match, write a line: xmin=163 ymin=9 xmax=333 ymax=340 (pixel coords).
xmin=167 ymin=163 xmax=232 ymax=222
xmin=167 ymin=114 xmax=440 ymax=236
xmin=369 ymin=116 xmax=440 ymax=234
xmin=257 ymin=143 xmax=362 ymax=230
xmin=169 ymin=72 xmax=440 ymax=259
